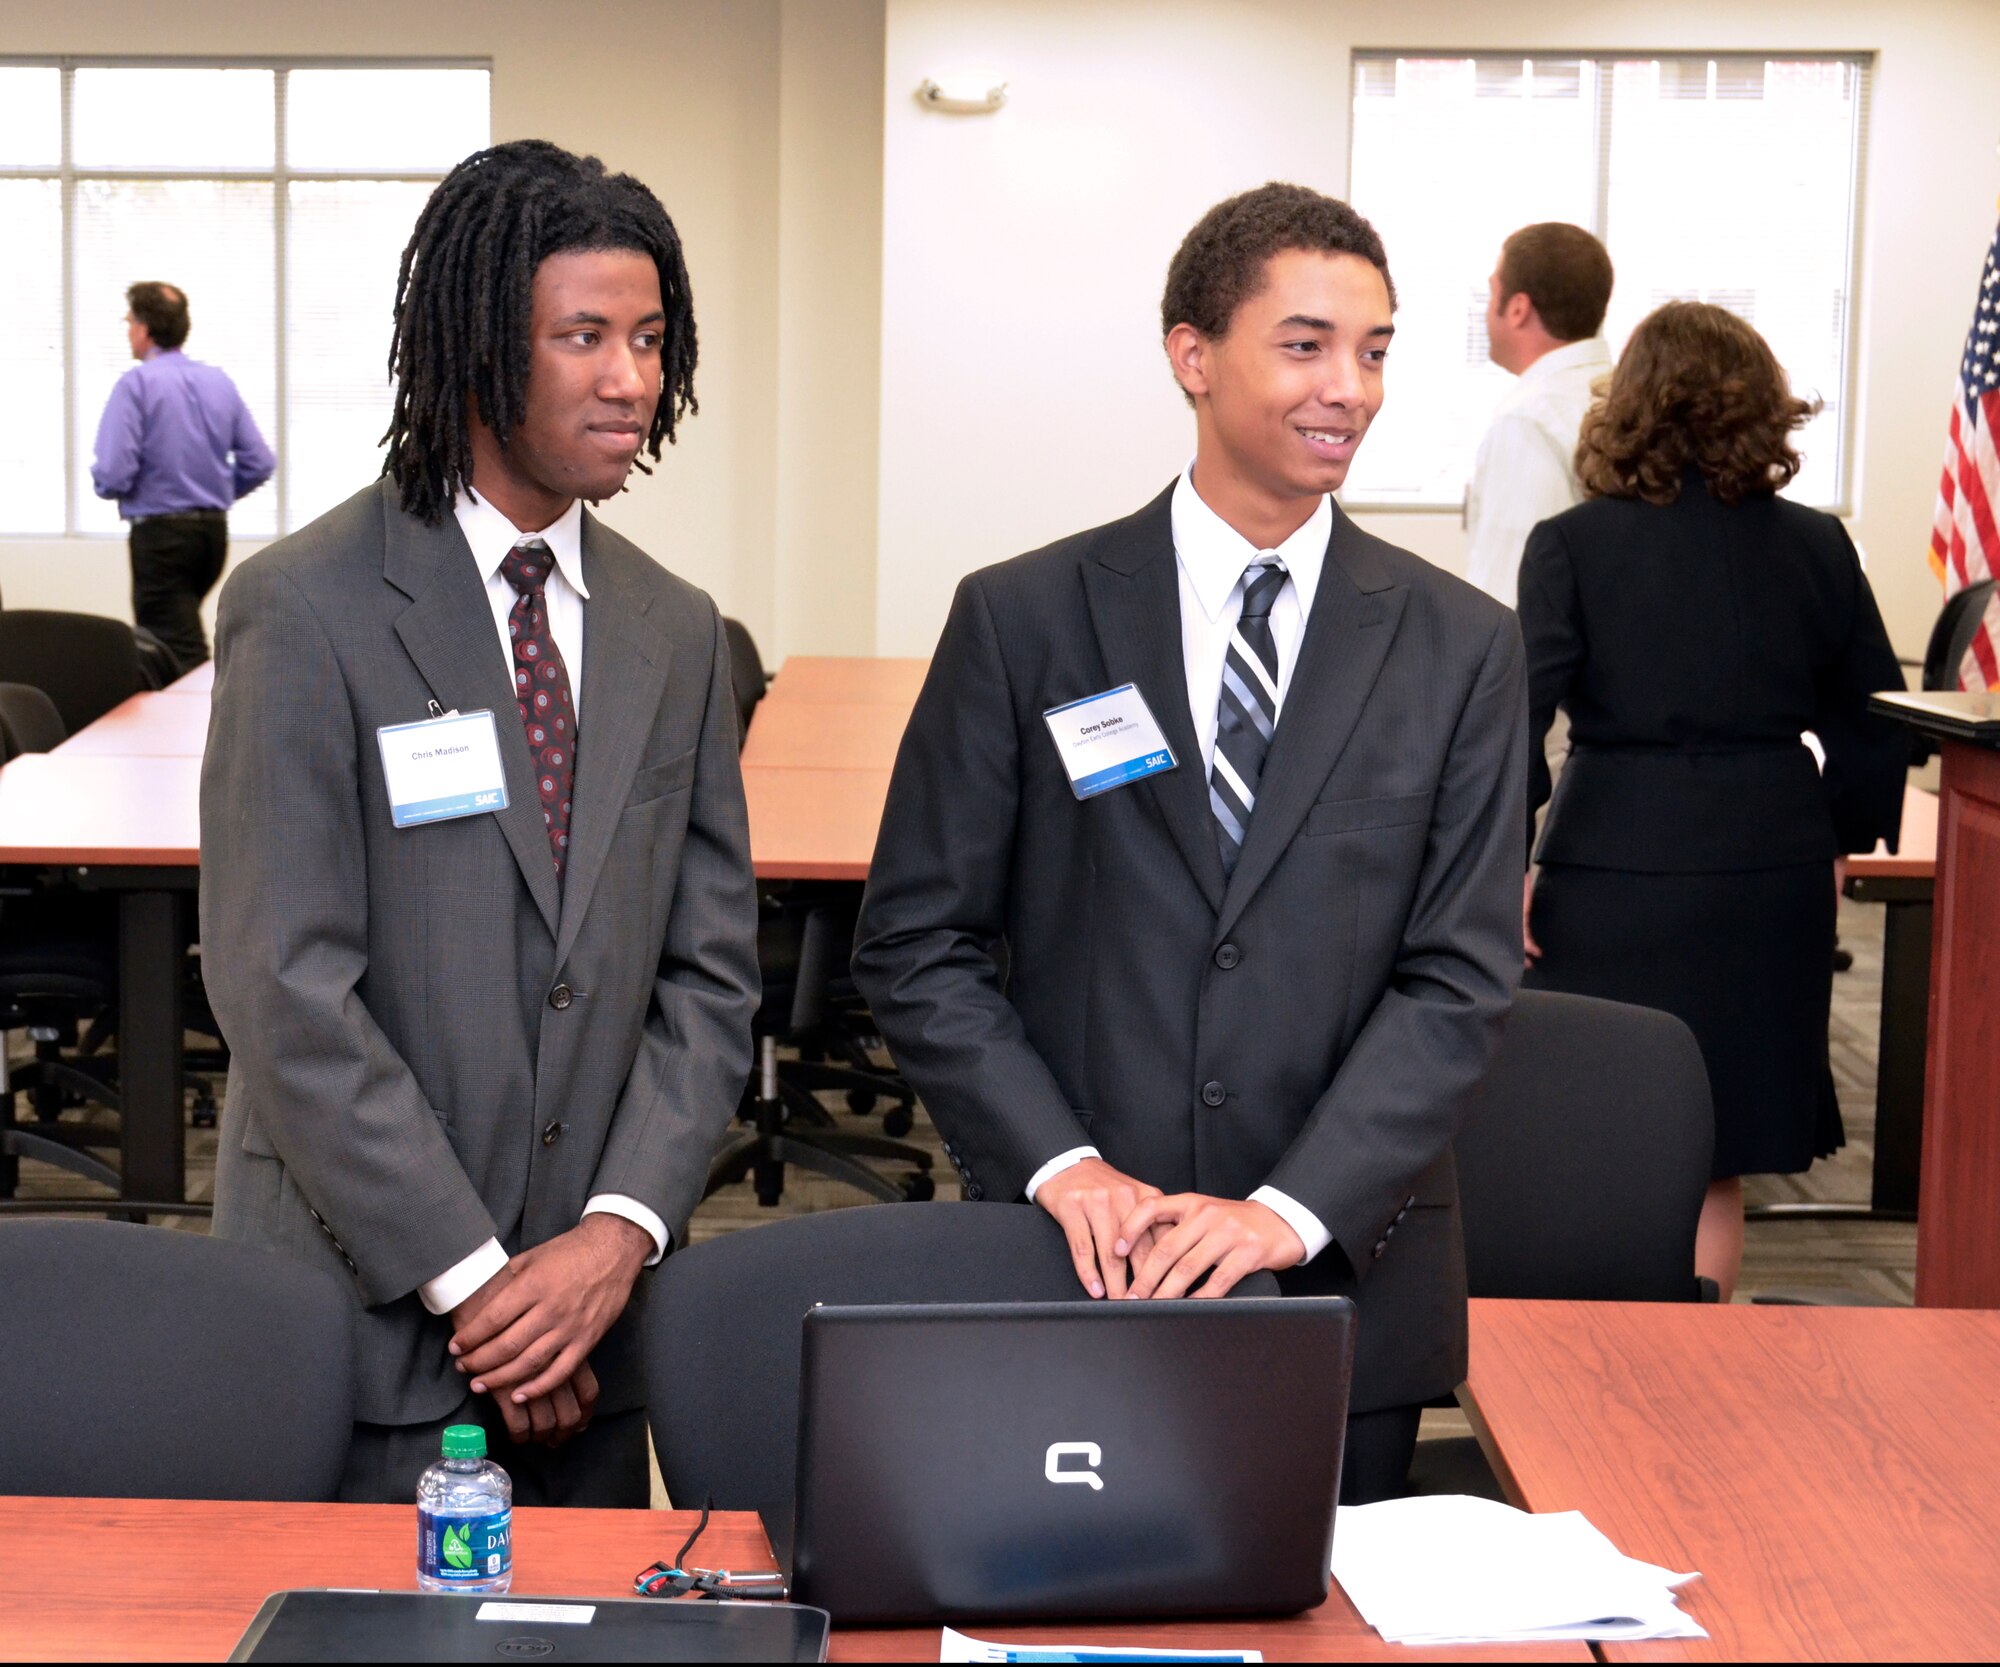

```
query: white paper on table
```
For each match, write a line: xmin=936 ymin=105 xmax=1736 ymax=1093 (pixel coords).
xmin=939 ymin=1626 xmax=1264 ymax=1662
xmin=1331 ymin=1494 xmax=1707 ymax=1645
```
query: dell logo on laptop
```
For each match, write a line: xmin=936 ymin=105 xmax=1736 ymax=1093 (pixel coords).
xmin=1045 ymin=1441 xmax=1103 ymax=1490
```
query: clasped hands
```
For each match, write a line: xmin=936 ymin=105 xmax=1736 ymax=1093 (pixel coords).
xmin=1035 ymin=1157 xmax=1305 ymax=1301
xmin=447 ymin=1213 xmax=653 ymax=1449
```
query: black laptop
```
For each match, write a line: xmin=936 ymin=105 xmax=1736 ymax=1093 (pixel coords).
xmin=784 ymin=1296 xmax=1355 ymax=1625
xmin=229 ymin=1591 xmax=828 ymax=1661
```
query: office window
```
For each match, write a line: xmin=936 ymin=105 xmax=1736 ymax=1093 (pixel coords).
xmin=0 ymin=60 xmax=490 ymax=539
xmin=1346 ymin=53 xmax=1867 ymax=511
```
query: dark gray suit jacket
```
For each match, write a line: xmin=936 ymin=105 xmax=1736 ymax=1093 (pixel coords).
xmin=852 ymin=485 xmax=1526 ymax=1409
xmin=201 ymin=479 xmax=758 ymax=1426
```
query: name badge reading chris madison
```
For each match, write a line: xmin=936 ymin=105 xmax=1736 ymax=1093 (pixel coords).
xmin=1042 ymin=684 xmax=1177 ymax=800
xmin=377 ymin=709 xmax=509 ymax=828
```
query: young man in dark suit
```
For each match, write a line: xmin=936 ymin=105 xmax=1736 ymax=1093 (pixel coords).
xmin=201 ymin=142 xmax=758 ymax=1505
xmin=852 ymin=184 xmax=1526 ymax=1500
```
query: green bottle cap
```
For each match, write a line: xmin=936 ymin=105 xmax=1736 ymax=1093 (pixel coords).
xmin=441 ymin=1423 xmax=487 ymax=1460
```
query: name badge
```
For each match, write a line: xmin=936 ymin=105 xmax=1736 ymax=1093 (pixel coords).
xmin=377 ymin=709 xmax=510 ymax=828
xmin=1042 ymin=684 xmax=1177 ymax=800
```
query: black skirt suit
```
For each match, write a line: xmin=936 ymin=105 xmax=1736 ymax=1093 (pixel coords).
xmin=1518 ymin=472 xmax=1906 ymax=1177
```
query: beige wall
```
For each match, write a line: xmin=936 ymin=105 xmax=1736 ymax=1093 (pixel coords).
xmin=10 ymin=2 xmax=1998 ymax=668
xmin=0 ymin=0 xmax=788 ymax=646
xmin=774 ymin=0 xmax=886 ymax=656
xmin=876 ymin=0 xmax=2000 ymax=659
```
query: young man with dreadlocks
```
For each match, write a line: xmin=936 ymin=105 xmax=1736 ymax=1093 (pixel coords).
xmin=200 ymin=140 xmax=757 ymax=1505
xmin=854 ymin=184 xmax=1525 ymax=1502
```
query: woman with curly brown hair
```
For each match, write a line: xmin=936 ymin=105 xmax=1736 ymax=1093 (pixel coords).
xmin=1517 ymin=301 xmax=1907 ymax=1298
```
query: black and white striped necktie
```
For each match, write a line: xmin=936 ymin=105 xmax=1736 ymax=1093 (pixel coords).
xmin=1210 ymin=558 xmax=1286 ymax=876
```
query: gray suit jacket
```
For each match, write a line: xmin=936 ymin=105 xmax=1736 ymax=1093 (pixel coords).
xmin=202 ymin=479 xmax=758 ymax=1426
xmin=852 ymin=485 xmax=1526 ymax=1410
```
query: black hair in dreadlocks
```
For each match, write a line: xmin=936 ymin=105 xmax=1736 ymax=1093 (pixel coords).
xmin=382 ymin=139 xmax=698 ymax=524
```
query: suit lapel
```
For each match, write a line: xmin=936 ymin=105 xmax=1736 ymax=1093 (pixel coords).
xmin=383 ymin=484 xmax=561 ymax=938
xmin=1081 ymin=486 xmax=1227 ymax=913
xmin=553 ymin=513 xmax=672 ymax=970
xmin=1216 ymin=502 xmax=1408 ymax=939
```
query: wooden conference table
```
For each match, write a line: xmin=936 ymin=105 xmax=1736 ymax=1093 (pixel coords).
xmin=1834 ymin=784 xmax=1939 ymax=1218
xmin=739 ymin=656 xmax=926 ymax=881
xmin=0 ymin=1496 xmax=1577 ymax=1664
xmin=8 ymin=1300 xmax=1997 ymax=1660
xmin=0 ymin=678 xmax=205 ymax=1210
xmin=0 ymin=657 xmax=922 ymax=1210
xmin=1462 ymin=1298 xmax=2000 ymax=1662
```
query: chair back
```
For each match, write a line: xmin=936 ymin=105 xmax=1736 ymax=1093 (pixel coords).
xmin=1455 ymin=990 xmax=1713 ymax=1302
xmin=0 ymin=1220 xmax=355 ymax=1500
xmin=0 ymin=611 xmax=142 ymax=736
xmin=646 ymin=1203 xmax=1277 ymax=1526
xmin=1922 ymin=578 xmax=1998 ymax=691
xmin=132 ymin=626 xmax=185 ymax=689
xmin=0 ymin=683 xmax=67 ymax=759
xmin=722 ymin=617 xmax=767 ymax=750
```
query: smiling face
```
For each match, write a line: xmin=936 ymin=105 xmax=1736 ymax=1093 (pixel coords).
xmin=468 ymin=246 xmax=665 ymax=530
xmin=1168 ymin=248 xmax=1393 ymax=544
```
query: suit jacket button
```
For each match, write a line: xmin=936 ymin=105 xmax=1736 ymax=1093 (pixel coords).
xmin=549 ymin=983 xmax=574 ymax=1010
xmin=1201 ymin=1081 xmax=1226 ymax=1108
xmin=541 ymin=1121 xmax=563 ymax=1146
xmin=1213 ymin=943 xmax=1240 ymax=970
xmin=964 ymin=1181 xmax=984 ymax=1201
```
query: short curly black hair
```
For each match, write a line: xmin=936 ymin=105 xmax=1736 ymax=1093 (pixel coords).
xmin=1161 ymin=183 xmax=1396 ymax=343
xmin=382 ymin=139 xmax=699 ymax=524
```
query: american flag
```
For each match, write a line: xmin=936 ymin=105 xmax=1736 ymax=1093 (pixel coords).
xmin=1929 ymin=216 xmax=2000 ymax=690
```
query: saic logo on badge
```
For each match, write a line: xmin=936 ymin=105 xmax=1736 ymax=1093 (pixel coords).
xmin=1045 ymin=1441 xmax=1104 ymax=1490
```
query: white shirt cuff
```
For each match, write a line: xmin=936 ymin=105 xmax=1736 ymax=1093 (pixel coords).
xmin=1249 ymin=1186 xmax=1332 ymax=1266
xmin=583 ymin=1194 xmax=670 ymax=1266
xmin=1025 ymin=1145 xmax=1101 ymax=1201
xmin=419 ymin=1237 xmax=509 ymax=1316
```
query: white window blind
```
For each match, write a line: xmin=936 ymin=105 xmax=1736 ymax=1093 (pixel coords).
xmin=1346 ymin=52 xmax=1868 ymax=512
xmin=0 ymin=59 xmax=490 ymax=540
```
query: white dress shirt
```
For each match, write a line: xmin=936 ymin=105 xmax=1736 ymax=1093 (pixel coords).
xmin=417 ymin=489 xmax=668 ymax=1318
xmin=1464 ymin=337 xmax=1612 ymax=609
xmin=1022 ymin=466 xmax=1336 ymax=1268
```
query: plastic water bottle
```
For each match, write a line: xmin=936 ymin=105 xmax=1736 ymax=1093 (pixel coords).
xmin=416 ymin=1424 xmax=513 ymax=1594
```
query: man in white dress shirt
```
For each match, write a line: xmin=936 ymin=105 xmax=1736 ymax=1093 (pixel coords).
xmin=1465 ymin=223 xmax=1614 ymax=608
xmin=855 ymin=184 xmax=1525 ymax=1501
xmin=201 ymin=141 xmax=756 ymax=1505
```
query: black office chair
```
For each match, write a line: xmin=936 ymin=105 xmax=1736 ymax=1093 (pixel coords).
xmin=715 ymin=618 xmax=922 ymax=1202
xmin=0 ymin=688 xmax=123 ymax=1198
xmin=722 ymin=616 xmax=770 ymax=746
xmin=1905 ymin=578 xmax=1998 ymax=767
xmin=646 ymin=1202 xmax=1278 ymax=1528
xmin=1922 ymin=578 xmax=1997 ymax=691
xmin=0 ymin=611 xmax=144 ymax=736
xmin=707 ymin=891 xmax=933 ymax=1207
xmin=132 ymin=625 xmax=185 ymax=690
xmin=0 ymin=686 xmax=219 ymax=1202
xmin=1408 ymin=990 xmax=1716 ymax=1499
xmin=1456 ymin=990 xmax=1715 ymax=1303
xmin=0 ymin=683 xmax=66 ymax=756
xmin=0 ymin=1219 xmax=355 ymax=1499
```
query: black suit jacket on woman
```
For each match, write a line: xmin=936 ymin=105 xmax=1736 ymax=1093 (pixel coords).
xmin=1519 ymin=475 xmax=1907 ymax=871
xmin=852 ymin=485 xmax=1526 ymax=1411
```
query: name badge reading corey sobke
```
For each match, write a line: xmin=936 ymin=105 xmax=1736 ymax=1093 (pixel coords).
xmin=1042 ymin=684 xmax=1177 ymax=800
xmin=377 ymin=709 xmax=509 ymax=828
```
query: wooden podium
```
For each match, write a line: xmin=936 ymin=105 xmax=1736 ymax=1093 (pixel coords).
xmin=1873 ymin=691 xmax=2000 ymax=1306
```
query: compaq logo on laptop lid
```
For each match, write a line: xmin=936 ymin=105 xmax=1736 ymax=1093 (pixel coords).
xmin=1044 ymin=1441 xmax=1103 ymax=1490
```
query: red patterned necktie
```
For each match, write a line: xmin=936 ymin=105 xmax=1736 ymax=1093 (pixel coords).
xmin=499 ymin=539 xmax=578 ymax=884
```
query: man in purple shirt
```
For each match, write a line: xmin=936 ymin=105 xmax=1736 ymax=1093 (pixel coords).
xmin=90 ymin=281 xmax=275 ymax=670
